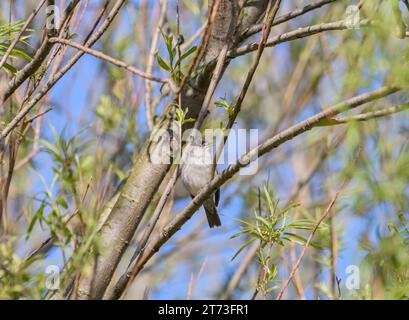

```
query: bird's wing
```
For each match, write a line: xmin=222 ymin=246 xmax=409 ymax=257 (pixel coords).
xmin=215 ymin=188 xmax=220 ymax=207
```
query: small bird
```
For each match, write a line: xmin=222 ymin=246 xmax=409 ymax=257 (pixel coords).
xmin=181 ymin=137 xmax=221 ymax=228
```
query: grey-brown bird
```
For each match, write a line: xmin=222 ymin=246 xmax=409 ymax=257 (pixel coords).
xmin=180 ymin=138 xmax=221 ymax=228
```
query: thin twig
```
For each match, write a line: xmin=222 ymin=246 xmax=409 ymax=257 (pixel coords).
xmin=277 ymin=145 xmax=362 ymax=300
xmin=48 ymin=37 xmax=176 ymax=89
xmin=181 ymin=23 xmax=206 ymax=52
xmin=212 ymin=0 xmax=282 ymax=177
xmin=23 ymin=107 xmax=52 ymax=124
xmin=1 ymin=0 xmax=81 ymax=104
xmin=241 ymin=0 xmax=339 ymax=40
xmin=145 ymin=0 xmax=168 ymax=131
xmin=193 ymin=44 xmax=229 ymax=131
xmin=275 ymin=180 xmax=348 ymax=300
xmin=175 ymin=0 xmax=222 ymax=95
xmin=222 ymin=241 xmax=259 ymax=299
xmin=320 ymin=104 xmax=409 ymax=125
xmin=329 ymin=201 xmax=338 ymax=299
xmin=231 ymin=20 xmax=374 ymax=58
xmin=0 ymin=0 xmax=127 ymax=143
xmin=187 ymin=257 xmax=208 ymax=300
xmin=0 ymin=0 xmax=47 ymax=71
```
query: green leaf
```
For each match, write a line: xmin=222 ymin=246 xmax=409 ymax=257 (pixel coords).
xmin=0 ymin=20 xmax=33 ymax=73
xmin=56 ymin=197 xmax=68 ymax=209
xmin=233 ymin=217 xmax=253 ymax=228
xmin=67 ymin=33 xmax=78 ymax=40
xmin=255 ymin=215 xmax=271 ymax=228
xmin=286 ymin=219 xmax=315 ymax=230
xmin=314 ymin=118 xmax=341 ymax=127
xmin=2 ymin=62 xmax=16 ymax=74
xmin=175 ymin=46 xmax=197 ymax=66
xmin=230 ymin=230 xmax=249 ymax=239
xmin=8 ymin=46 xmax=32 ymax=61
xmin=231 ymin=238 xmax=255 ymax=261
xmin=263 ymin=184 xmax=275 ymax=213
xmin=160 ymin=29 xmax=174 ymax=65
xmin=38 ymin=139 xmax=63 ymax=162
xmin=26 ymin=201 xmax=46 ymax=238
xmin=283 ymin=232 xmax=323 ymax=250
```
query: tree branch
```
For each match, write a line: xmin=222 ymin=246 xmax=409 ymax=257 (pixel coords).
xmin=231 ymin=19 xmax=374 ymax=59
xmin=317 ymin=104 xmax=409 ymax=125
xmin=1 ymin=0 xmax=81 ymax=105
xmin=0 ymin=0 xmax=48 ymax=71
xmin=0 ymin=0 xmax=126 ymax=143
xmin=241 ymin=0 xmax=339 ymax=40
xmin=145 ymin=0 xmax=168 ymax=131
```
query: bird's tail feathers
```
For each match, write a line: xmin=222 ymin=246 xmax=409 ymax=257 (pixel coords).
xmin=203 ymin=199 xmax=221 ymax=228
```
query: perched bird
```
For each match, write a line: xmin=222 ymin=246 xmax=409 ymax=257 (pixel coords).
xmin=181 ymin=137 xmax=221 ymax=228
